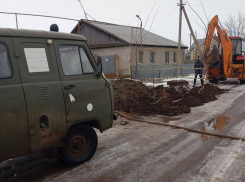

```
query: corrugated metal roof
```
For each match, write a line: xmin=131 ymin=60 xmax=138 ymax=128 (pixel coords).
xmin=73 ymin=20 xmax=187 ymax=48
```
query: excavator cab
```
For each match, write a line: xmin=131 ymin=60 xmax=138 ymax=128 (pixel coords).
xmin=230 ymin=37 xmax=245 ymax=64
xmin=218 ymin=37 xmax=245 ymax=63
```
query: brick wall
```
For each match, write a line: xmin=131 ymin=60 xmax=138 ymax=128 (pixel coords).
xmin=92 ymin=45 xmax=186 ymax=78
xmin=132 ymin=46 xmax=185 ymax=66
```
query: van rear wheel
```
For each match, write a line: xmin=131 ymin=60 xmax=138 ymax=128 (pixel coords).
xmin=58 ymin=125 xmax=98 ymax=166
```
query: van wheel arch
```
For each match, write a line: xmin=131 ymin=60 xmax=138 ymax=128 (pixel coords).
xmin=68 ymin=119 xmax=103 ymax=133
xmin=58 ymin=124 xmax=98 ymax=166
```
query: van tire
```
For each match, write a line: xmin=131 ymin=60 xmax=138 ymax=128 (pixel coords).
xmin=58 ymin=125 xmax=98 ymax=166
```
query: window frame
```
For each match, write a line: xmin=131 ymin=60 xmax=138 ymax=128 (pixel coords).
xmin=0 ymin=42 xmax=13 ymax=80
xmin=139 ymin=51 xmax=143 ymax=64
xmin=173 ymin=52 xmax=176 ymax=63
xmin=150 ymin=52 xmax=155 ymax=64
xmin=78 ymin=47 xmax=95 ymax=74
xmin=59 ymin=45 xmax=95 ymax=76
xmin=165 ymin=52 xmax=169 ymax=64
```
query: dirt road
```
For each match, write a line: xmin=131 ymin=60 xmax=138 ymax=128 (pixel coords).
xmin=1 ymin=81 xmax=245 ymax=182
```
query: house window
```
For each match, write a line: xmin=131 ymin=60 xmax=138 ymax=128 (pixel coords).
xmin=150 ymin=52 xmax=155 ymax=64
xmin=139 ymin=51 xmax=143 ymax=64
xmin=165 ymin=52 xmax=169 ymax=64
xmin=173 ymin=52 xmax=176 ymax=63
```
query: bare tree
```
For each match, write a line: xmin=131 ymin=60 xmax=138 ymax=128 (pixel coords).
xmin=224 ymin=12 xmax=245 ymax=38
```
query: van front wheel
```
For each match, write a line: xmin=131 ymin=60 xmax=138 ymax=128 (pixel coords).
xmin=58 ymin=125 xmax=98 ymax=166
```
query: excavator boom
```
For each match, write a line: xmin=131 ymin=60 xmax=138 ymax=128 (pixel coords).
xmin=203 ymin=15 xmax=244 ymax=82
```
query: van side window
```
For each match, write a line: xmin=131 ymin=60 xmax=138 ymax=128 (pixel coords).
xmin=79 ymin=48 xmax=94 ymax=73
xmin=24 ymin=48 xmax=50 ymax=73
xmin=0 ymin=44 xmax=12 ymax=79
xmin=59 ymin=46 xmax=94 ymax=76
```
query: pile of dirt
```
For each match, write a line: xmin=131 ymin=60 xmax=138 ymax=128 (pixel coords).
xmin=112 ymin=79 xmax=227 ymax=116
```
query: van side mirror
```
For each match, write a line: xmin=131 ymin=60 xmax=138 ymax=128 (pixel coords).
xmin=96 ymin=56 xmax=103 ymax=77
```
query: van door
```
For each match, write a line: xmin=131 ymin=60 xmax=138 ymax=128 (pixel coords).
xmin=13 ymin=38 xmax=66 ymax=152
xmin=54 ymin=40 xmax=112 ymax=130
xmin=0 ymin=37 xmax=30 ymax=161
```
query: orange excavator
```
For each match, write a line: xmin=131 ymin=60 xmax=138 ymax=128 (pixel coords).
xmin=203 ymin=15 xmax=245 ymax=84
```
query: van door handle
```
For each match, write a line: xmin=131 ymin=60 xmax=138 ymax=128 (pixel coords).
xmin=64 ymin=85 xmax=76 ymax=90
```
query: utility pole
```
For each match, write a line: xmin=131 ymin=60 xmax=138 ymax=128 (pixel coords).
xmin=177 ymin=0 xmax=185 ymax=76
xmin=183 ymin=7 xmax=200 ymax=57
xmin=135 ymin=15 xmax=142 ymax=80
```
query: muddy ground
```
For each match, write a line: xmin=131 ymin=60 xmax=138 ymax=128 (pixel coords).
xmin=112 ymin=79 xmax=227 ymax=116
xmin=2 ymin=80 xmax=245 ymax=182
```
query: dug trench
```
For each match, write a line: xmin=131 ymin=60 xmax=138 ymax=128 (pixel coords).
xmin=112 ymin=79 xmax=245 ymax=142
xmin=112 ymin=79 xmax=227 ymax=116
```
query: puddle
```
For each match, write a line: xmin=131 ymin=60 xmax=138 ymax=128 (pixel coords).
xmin=162 ymin=117 xmax=182 ymax=123
xmin=200 ymin=115 xmax=230 ymax=141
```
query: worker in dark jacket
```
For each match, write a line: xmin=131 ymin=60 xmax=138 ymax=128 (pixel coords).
xmin=193 ymin=56 xmax=204 ymax=87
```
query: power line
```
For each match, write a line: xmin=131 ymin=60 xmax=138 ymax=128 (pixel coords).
xmin=133 ymin=1 xmax=156 ymax=45
xmin=77 ymin=0 xmax=88 ymax=20
xmin=86 ymin=13 xmax=96 ymax=21
xmin=0 ymin=6 xmax=82 ymax=19
xmin=186 ymin=0 xmax=207 ymax=31
xmin=196 ymin=19 xmax=206 ymax=34
xmin=185 ymin=4 xmax=244 ymax=13
xmin=198 ymin=0 xmax=209 ymax=23
xmin=141 ymin=7 xmax=160 ymax=42
xmin=142 ymin=2 xmax=156 ymax=32
xmin=152 ymin=6 xmax=178 ymax=30
xmin=199 ymin=0 xmax=244 ymax=5
xmin=188 ymin=1 xmax=245 ymax=10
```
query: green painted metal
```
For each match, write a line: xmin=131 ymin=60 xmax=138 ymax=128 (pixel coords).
xmin=0 ymin=29 xmax=114 ymax=162
xmin=53 ymin=39 xmax=113 ymax=131
xmin=0 ymin=37 xmax=30 ymax=161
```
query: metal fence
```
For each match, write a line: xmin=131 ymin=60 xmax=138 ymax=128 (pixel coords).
xmin=131 ymin=64 xmax=205 ymax=81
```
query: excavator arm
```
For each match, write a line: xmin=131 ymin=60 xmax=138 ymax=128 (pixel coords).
xmin=203 ymin=15 xmax=233 ymax=77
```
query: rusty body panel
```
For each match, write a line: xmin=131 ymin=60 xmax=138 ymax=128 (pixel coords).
xmin=12 ymin=37 xmax=67 ymax=152
xmin=40 ymin=127 xmax=66 ymax=149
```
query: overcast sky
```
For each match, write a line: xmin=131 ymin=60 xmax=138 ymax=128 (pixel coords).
xmin=0 ymin=0 xmax=244 ymax=48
